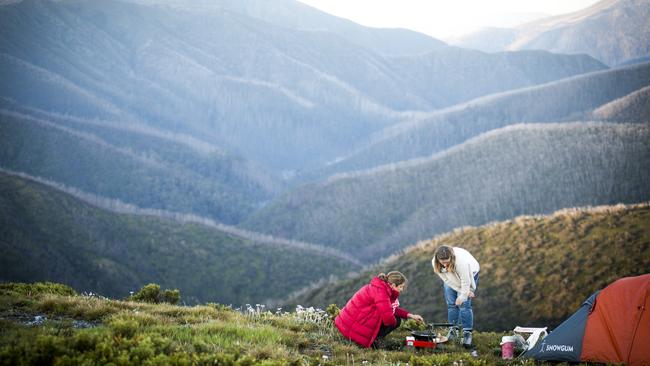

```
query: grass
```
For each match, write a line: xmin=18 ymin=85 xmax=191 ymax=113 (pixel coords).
xmin=0 ymin=283 xmax=585 ymax=365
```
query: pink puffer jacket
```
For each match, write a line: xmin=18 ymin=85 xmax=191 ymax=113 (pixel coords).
xmin=335 ymin=277 xmax=409 ymax=348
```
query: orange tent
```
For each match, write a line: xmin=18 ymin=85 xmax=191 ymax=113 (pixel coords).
xmin=581 ymin=274 xmax=650 ymax=366
xmin=525 ymin=274 xmax=650 ymax=366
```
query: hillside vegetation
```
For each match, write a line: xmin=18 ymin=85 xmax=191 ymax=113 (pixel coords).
xmin=0 ymin=110 xmax=278 ymax=224
xmin=591 ymin=85 xmax=650 ymax=122
xmin=310 ymin=62 xmax=650 ymax=177
xmin=0 ymin=111 xmax=277 ymax=223
xmin=0 ymin=172 xmax=359 ymax=305
xmin=244 ymin=122 xmax=650 ymax=261
xmin=1 ymin=0 xmax=648 ymax=331
xmin=283 ymin=203 xmax=650 ymax=331
xmin=389 ymin=48 xmax=605 ymax=109
xmin=0 ymin=282 xmax=602 ymax=365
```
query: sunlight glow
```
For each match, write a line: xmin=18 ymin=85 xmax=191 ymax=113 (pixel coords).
xmin=296 ymin=0 xmax=602 ymax=40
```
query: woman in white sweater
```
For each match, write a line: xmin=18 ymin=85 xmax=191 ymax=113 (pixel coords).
xmin=432 ymin=245 xmax=480 ymax=347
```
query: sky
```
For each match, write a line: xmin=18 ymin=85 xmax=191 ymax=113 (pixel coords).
xmin=296 ymin=0 xmax=602 ymax=40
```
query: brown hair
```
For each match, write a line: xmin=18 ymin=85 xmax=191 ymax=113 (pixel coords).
xmin=377 ymin=271 xmax=407 ymax=287
xmin=433 ymin=245 xmax=456 ymax=273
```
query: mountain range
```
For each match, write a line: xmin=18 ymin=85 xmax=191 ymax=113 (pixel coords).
xmin=300 ymin=62 xmax=650 ymax=179
xmin=244 ymin=122 xmax=650 ymax=261
xmin=453 ymin=0 xmax=650 ymax=66
xmin=1 ymin=0 xmax=649 ymax=305
xmin=0 ymin=0 xmax=607 ymax=174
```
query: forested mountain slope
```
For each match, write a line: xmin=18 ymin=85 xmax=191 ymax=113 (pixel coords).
xmin=244 ymin=122 xmax=650 ymax=261
xmin=0 ymin=171 xmax=360 ymax=304
xmin=387 ymin=48 xmax=605 ymax=109
xmin=591 ymin=85 xmax=650 ymax=122
xmin=308 ymin=62 xmax=650 ymax=178
xmin=0 ymin=109 xmax=276 ymax=224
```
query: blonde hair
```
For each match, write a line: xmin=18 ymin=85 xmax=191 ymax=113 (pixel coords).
xmin=377 ymin=271 xmax=407 ymax=286
xmin=433 ymin=245 xmax=456 ymax=273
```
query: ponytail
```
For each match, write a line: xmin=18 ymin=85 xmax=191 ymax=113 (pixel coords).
xmin=377 ymin=271 xmax=407 ymax=286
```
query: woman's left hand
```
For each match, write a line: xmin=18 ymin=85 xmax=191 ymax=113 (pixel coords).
xmin=408 ymin=314 xmax=424 ymax=323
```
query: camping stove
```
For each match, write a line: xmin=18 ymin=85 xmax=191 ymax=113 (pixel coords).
xmin=406 ymin=323 xmax=452 ymax=349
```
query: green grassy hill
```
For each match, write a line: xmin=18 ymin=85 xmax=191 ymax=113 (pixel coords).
xmin=0 ymin=171 xmax=359 ymax=305
xmin=243 ymin=122 xmax=650 ymax=261
xmin=282 ymin=203 xmax=650 ymax=331
xmin=0 ymin=282 xmax=596 ymax=365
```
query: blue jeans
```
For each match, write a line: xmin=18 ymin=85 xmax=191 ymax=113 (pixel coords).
xmin=443 ymin=273 xmax=479 ymax=332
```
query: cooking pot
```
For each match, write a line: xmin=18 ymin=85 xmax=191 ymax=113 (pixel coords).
xmin=406 ymin=323 xmax=453 ymax=349
xmin=411 ymin=330 xmax=448 ymax=344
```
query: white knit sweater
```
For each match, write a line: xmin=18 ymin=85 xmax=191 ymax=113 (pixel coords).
xmin=432 ymin=247 xmax=480 ymax=302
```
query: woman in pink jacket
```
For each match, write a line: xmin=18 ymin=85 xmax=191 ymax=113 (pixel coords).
xmin=335 ymin=271 xmax=424 ymax=348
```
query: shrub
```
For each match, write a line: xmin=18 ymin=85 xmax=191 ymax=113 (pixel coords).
xmin=33 ymin=335 xmax=66 ymax=365
xmin=72 ymin=331 xmax=100 ymax=353
xmin=162 ymin=289 xmax=180 ymax=305
xmin=207 ymin=302 xmax=232 ymax=312
xmin=325 ymin=303 xmax=340 ymax=319
xmin=129 ymin=284 xmax=181 ymax=304
xmin=109 ymin=318 xmax=139 ymax=338
xmin=130 ymin=284 xmax=161 ymax=303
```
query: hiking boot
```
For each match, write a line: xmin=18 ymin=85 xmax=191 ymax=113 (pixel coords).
xmin=462 ymin=331 xmax=473 ymax=347
xmin=446 ymin=327 xmax=458 ymax=341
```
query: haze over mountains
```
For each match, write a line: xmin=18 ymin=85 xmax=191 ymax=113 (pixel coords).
xmin=1 ymin=0 xmax=649 ymax=307
xmin=0 ymin=0 xmax=606 ymax=173
xmin=453 ymin=0 xmax=650 ymax=66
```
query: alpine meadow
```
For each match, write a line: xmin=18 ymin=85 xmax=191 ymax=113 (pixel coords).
xmin=1 ymin=0 xmax=649 ymax=365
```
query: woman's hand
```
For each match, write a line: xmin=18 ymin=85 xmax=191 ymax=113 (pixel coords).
xmin=455 ymin=291 xmax=475 ymax=306
xmin=408 ymin=314 xmax=424 ymax=323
